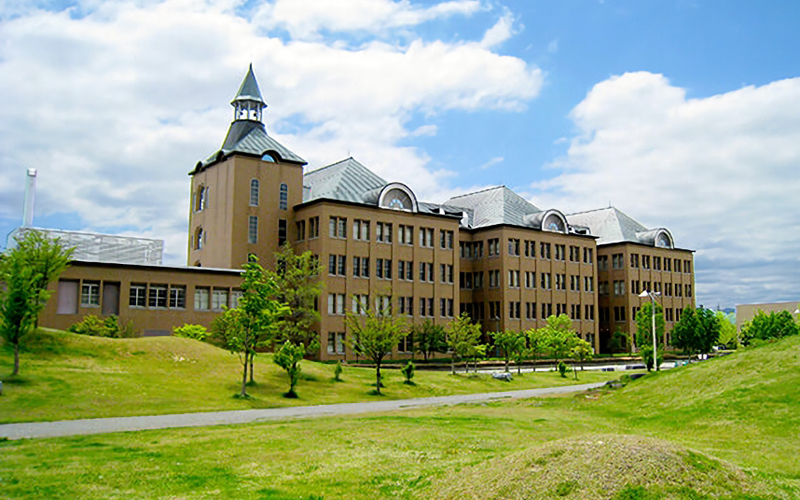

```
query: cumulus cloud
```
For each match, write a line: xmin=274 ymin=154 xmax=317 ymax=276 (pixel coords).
xmin=480 ymin=8 xmax=517 ymax=48
xmin=253 ymin=0 xmax=482 ymax=40
xmin=532 ymin=72 xmax=800 ymax=307
xmin=0 ymin=0 xmax=542 ymax=263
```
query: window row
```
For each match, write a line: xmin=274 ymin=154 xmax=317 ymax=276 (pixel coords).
xmin=601 ymin=253 xmax=692 ymax=274
xmin=599 ymin=280 xmax=693 ymax=298
xmin=247 ymin=180 xmax=288 ymax=210
xmin=320 ymin=217 xmax=450 ymax=249
xmin=326 ymin=293 xmax=455 ymax=318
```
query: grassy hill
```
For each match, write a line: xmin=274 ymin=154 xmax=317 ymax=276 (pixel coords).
xmin=2 ymin=333 xmax=798 ymax=499
xmin=0 ymin=329 xmax=617 ymax=423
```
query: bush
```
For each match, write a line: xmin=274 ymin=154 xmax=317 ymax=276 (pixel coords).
xmin=557 ymin=361 xmax=568 ymax=378
xmin=69 ymin=315 xmax=136 ymax=338
xmin=173 ymin=324 xmax=209 ymax=341
xmin=401 ymin=360 xmax=415 ymax=385
xmin=334 ymin=361 xmax=343 ymax=382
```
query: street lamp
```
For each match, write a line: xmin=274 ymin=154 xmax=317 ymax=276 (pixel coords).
xmin=638 ymin=290 xmax=662 ymax=371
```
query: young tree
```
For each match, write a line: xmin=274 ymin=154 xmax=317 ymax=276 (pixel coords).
xmin=270 ymin=245 xmax=323 ymax=347
xmin=541 ymin=314 xmax=579 ymax=367
xmin=346 ymin=306 xmax=407 ymax=395
xmin=526 ymin=327 xmax=546 ymax=370
xmin=273 ymin=339 xmax=318 ymax=398
xmin=412 ymin=320 xmax=448 ymax=361
xmin=1 ymin=231 xmax=73 ymax=376
xmin=671 ymin=306 xmax=700 ymax=356
xmin=401 ymin=360 xmax=415 ymax=385
xmin=695 ymin=308 xmax=721 ymax=355
xmin=570 ymin=338 xmax=594 ymax=380
xmin=12 ymin=230 xmax=74 ymax=329
xmin=0 ymin=254 xmax=37 ymax=376
xmin=490 ymin=330 xmax=526 ymax=373
xmin=445 ymin=313 xmax=483 ymax=374
xmin=716 ymin=311 xmax=738 ymax=348
xmin=212 ymin=260 xmax=287 ymax=397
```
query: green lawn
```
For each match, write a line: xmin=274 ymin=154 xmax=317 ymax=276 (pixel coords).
xmin=0 ymin=329 xmax=618 ymax=423
xmin=2 ymin=332 xmax=798 ymax=499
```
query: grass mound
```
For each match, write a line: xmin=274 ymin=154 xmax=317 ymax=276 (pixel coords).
xmin=430 ymin=434 xmax=766 ymax=499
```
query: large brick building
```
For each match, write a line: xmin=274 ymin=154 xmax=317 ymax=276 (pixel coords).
xmin=38 ymin=66 xmax=695 ymax=358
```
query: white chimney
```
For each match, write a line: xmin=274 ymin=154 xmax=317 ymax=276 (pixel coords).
xmin=22 ymin=168 xmax=37 ymax=228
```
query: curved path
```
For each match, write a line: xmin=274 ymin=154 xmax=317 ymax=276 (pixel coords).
xmin=0 ymin=382 xmax=604 ymax=440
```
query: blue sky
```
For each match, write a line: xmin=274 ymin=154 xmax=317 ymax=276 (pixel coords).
xmin=1 ymin=0 xmax=799 ymax=309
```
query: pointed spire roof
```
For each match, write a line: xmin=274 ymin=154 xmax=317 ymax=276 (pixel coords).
xmin=232 ymin=64 xmax=265 ymax=105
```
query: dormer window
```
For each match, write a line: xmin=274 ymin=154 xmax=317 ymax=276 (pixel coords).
xmin=655 ymin=230 xmax=674 ymax=249
xmin=378 ymin=183 xmax=418 ymax=212
xmin=543 ymin=212 xmax=567 ymax=233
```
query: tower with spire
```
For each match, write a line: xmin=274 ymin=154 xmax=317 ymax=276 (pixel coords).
xmin=187 ymin=66 xmax=307 ymax=269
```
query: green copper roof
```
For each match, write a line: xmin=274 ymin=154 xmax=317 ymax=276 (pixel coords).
xmin=232 ymin=64 xmax=265 ymax=104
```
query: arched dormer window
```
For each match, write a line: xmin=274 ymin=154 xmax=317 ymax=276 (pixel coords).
xmin=250 ymin=179 xmax=259 ymax=206
xmin=377 ymin=183 xmax=418 ymax=212
xmin=279 ymin=183 xmax=288 ymax=210
xmin=261 ymin=152 xmax=276 ymax=163
xmin=195 ymin=227 xmax=205 ymax=250
xmin=655 ymin=230 xmax=674 ymax=249
xmin=542 ymin=211 xmax=567 ymax=233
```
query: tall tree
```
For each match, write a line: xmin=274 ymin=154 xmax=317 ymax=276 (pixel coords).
xmin=671 ymin=306 xmax=700 ymax=355
xmin=1 ymin=231 xmax=73 ymax=376
xmin=345 ymin=306 xmax=407 ymax=395
xmin=412 ymin=320 xmax=448 ymax=362
xmin=270 ymin=245 xmax=323 ymax=347
xmin=445 ymin=313 xmax=484 ymax=374
xmin=212 ymin=259 xmax=287 ymax=397
xmin=490 ymin=330 xmax=526 ymax=373
xmin=694 ymin=308 xmax=721 ymax=355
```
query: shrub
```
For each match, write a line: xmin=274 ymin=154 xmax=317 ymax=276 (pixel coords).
xmin=557 ymin=361 xmax=568 ymax=378
xmin=334 ymin=361 xmax=343 ymax=382
xmin=401 ymin=360 xmax=415 ymax=385
xmin=69 ymin=315 xmax=136 ymax=338
xmin=173 ymin=324 xmax=209 ymax=341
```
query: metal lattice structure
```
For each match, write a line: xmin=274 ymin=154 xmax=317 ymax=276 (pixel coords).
xmin=7 ymin=227 xmax=164 ymax=265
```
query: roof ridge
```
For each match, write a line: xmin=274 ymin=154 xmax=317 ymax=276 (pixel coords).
xmin=305 ymin=157 xmax=356 ymax=176
xmin=567 ymin=206 xmax=615 ymax=216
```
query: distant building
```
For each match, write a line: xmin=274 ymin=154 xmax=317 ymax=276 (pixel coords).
xmin=35 ymin=66 xmax=697 ymax=356
xmin=736 ymin=301 xmax=800 ymax=332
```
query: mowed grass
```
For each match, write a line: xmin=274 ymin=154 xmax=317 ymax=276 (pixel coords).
xmin=2 ymin=336 xmax=799 ymax=499
xmin=0 ymin=329 xmax=617 ymax=423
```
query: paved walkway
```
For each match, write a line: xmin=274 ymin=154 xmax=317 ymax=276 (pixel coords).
xmin=0 ymin=382 xmax=604 ymax=440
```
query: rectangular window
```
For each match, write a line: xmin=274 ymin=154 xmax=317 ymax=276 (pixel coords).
xmin=541 ymin=303 xmax=553 ymax=319
xmin=329 ymin=216 xmax=347 ymax=238
xmin=296 ymin=220 xmax=306 ymax=241
xmin=230 ymin=289 xmax=243 ymax=309
xmin=488 ymin=238 xmax=500 ymax=256
xmin=541 ymin=273 xmax=552 ymax=290
xmin=488 ymin=270 xmax=500 ymax=288
xmin=129 ymin=283 xmax=147 ymax=308
xmin=631 ymin=254 xmax=639 ymax=268
xmin=525 ymin=302 xmax=537 ymax=320
xmin=684 ymin=260 xmax=692 ymax=273
xmin=598 ymin=255 xmax=608 ymax=271
xmin=328 ymin=255 xmax=346 ymax=276
xmin=555 ymin=244 xmax=566 ymax=261
xmin=81 ymin=281 xmax=100 ymax=307
xmin=440 ymin=264 xmax=454 ymax=284
xmin=352 ymin=294 xmax=369 ymax=315
xmin=440 ymin=230 xmax=454 ymax=249
xmin=309 ymin=217 xmax=320 ymax=238
xmin=398 ymin=297 xmax=414 ymax=316
xmin=555 ymin=273 xmax=566 ymax=290
xmin=654 ymin=256 xmax=662 ymax=271
xmin=583 ymin=248 xmax=593 ymax=264
xmin=376 ymin=222 xmax=393 ymax=243
xmin=664 ymin=258 xmax=672 ymax=272
xmin=399 ymin=224 xmax=414 ymax=245
xmin=584 ymin=276 xmax=594 ymax=293
xmin=194 ymin=287 xmax=210 ymax=311
xmin=148 ymin=284 xmax=168 ymax=308
xmin=211 ymin=289 xmax=228 ymax=311
xmin=525 ymin=240 xmax=536 ymax=258
xmin=376 ymin=295 xmax=391 ymax=315
xmin=248 ymin=216 xmax=258 ymax=244
xmin=353 ymin=257 xmax=370 ymax=278
xmin=508 ymin=270 xmax=520 ymax=288
xmin=278 ymin=219 xmax=287 ymax=246
xmin=540 ymin=242 xmax=551 ymax=259
xmin=642 ymin=255 xmax=651 ymax=269
xmin=525 ymin=271 xmax=536 ymax=289
xmin=376 ymin=259 xmax=393 ymax=280
xmin=418 ymin=227 xmax=433 ymax=247
xmin=353 ymin=219 xmax=370 ymax=241
xmin=508 ymin=301 xmax=521 ymax=319
xmin=327 ymin=293 xmax=345 ymax=315
xmin=473 ymin=271 xmax=484 ymax=289
xmin=686 ymin=284 xmax=692 ymax=297
xmin=508 ymin=239 xmax=520 ymax=256
xmin=570 ymin=275 xmax=579 ymax=292
xmin=612 ymin=254 xmax=623 ymax=269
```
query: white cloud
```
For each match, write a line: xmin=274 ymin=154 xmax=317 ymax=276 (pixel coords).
xmin=480 ymin=8 xmax=517 ymax=48
xmin=479 ymin=156 xmax=504 ymax=169
xmin=532 ymin=72 xmax=800 ymax=307
xmin=253 ymin=0 xmax=482 ymax=40
xmin=0 ymin=0 xmax=542 ymax=263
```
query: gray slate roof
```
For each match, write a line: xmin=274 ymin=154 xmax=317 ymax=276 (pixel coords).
xmin=232 ymin=64 xmax=265 ymax=104
xmin=303 ymin=157 xmax=387 ymax=203
xmin=443 ymin=186 xmax=542 ymax=229
xmin=192 ymin=121 xmax=306 ymax=172
xmin=566 ymin=207 xmax=653 ymax=246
